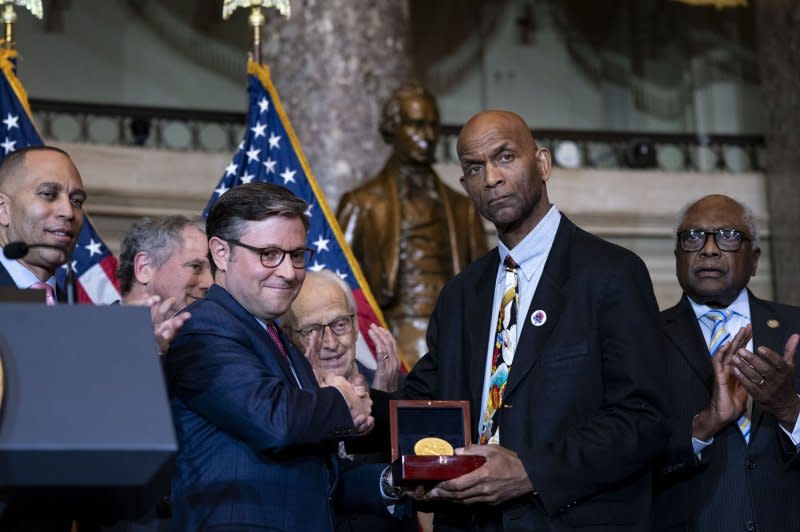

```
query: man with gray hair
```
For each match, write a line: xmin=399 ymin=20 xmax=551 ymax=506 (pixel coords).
xmin=656 ymin=193 xmax=800 ymax=531
xmin=116 ymin=215 xmax=212 ymax=353
xmin=118 ymin=215 xmax=211 ymax=312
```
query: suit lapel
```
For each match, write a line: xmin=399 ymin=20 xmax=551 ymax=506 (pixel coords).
xmin=502 ymin=217 xmax=572 ymax=402
xmin=748 ymin=291 xmax=784 ymax=436
xmin=0 ymin=262 xmax=15 ymax=287
xmin=207 ymin=285 xmax=299 ymax=385
xmin=282 ymin=328 xmax=319 ymax=390
xmin=467 ymin=252 xmax=500 ymax=428
xmin=663 ymin=296 xmax=713 ymax=392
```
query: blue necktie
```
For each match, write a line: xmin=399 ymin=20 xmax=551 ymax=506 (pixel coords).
xmin=702 ymin=309 xmax=751 ymax=442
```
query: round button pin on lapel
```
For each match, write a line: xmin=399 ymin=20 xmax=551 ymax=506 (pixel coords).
xmin=767 ymin=319 xmax=779 ymax=329
xmin=531 ymin=309 xmax=547 ymax=327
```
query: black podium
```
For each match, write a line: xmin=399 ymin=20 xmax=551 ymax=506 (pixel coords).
xmin=0 ymin=303 xmax=177 ymax=521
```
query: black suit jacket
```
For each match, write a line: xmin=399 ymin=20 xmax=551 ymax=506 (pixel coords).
xmin=387 ymin=216 xmax=669 ymax=531
xmin=655 ymin=292 xmax=800 ymax=532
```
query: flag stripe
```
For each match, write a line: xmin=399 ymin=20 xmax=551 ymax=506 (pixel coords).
xmin=80 ymin=258 xmax=121 ymax=304
xmin=205 ymin=60 xmax=400 ymax=368
xmin=248 ymin=62 xmax=389 ymax=333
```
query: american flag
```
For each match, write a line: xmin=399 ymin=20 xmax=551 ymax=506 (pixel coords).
xmin=204 ymin=60 xmax=389 ymax=369
xmin=0 ymin=48 xmax=121 ymax=304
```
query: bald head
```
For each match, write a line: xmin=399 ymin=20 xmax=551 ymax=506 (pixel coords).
xmin=0 ymin=146 xmax=74 ymax=190
xmin=456 ymin=109 xmax=551 ymax=248
xmin=457 ymin=110 xmax=536 ymax=161
xmin=286 ymin=270 xmax=357 ymax=327
xmin=283 ymin=270 xmax=358 ymax=379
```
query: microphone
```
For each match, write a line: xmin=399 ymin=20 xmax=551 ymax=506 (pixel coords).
xmin=3 ymin=240 xmax=77 ymax=305
xmin=3 ymin=240 xmax=69 ymax=260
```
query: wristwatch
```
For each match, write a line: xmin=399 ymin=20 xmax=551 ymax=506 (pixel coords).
xmin=380 ymin=466 xmax=404 ymax=499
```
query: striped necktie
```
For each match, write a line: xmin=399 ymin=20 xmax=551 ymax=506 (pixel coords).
xmin=702 ymin=309 xmax=752 ymax=442
xmin=479 ymin=255 xmax=519 ymax=445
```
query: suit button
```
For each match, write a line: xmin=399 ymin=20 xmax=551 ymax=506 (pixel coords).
xmin=745 ymin=459 xmax=755 ymax=470
xmin=745 ymin=520 xmax=755 ymax=531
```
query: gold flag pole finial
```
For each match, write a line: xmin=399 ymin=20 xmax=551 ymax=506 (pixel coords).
xmin=1 ymin=1 xmax=43 ymax=50
xmin=222 ymin=0 xmax=291 ymax=65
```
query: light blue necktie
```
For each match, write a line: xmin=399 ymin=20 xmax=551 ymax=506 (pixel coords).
xmin=702 ymin=309 xmax=751 ymax=442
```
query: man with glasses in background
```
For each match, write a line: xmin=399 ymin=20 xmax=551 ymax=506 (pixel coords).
xmin=165 ymin=183 xmax=401 ymax=531
xmin=283 ymin=269 xmax=415 ymax=532
xmin=282 ymin=269 xmax=402 ymax=394
xmin=655 ymin=194 xmax=800 ymax=532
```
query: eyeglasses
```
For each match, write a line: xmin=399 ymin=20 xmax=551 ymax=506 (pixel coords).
xmin=294 ymin=314 xmax=355 ymax=342
xmin=677 ymin=228 xmax=752 ymax=252
xmin=226 ymin=239 xmax=314 ymax=269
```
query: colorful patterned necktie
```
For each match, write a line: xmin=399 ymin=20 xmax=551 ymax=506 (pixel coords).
xmin=30 ymin=281 xmax=56 ymax=306
xmin=479 ymin=255 xmax=519 ymax=445
xmin=702 ymin=309 xmax=752 ymax=442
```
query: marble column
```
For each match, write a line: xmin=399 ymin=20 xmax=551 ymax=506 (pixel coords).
xmin=260 ymin=0 xmax=413 ymax=210
xmin=755 ymin=1 xmax=800 ymax=305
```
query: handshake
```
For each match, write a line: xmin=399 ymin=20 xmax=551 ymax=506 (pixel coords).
xmin=321 ymin=372 xmax=374 ymax=435
xmin=295 ymin=322 xmax=402 ymax=436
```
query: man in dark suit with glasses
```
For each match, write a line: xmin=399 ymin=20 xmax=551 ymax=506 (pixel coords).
xmin=655 ymin=194 xmax=800 ymax=532
xmin=165 ymin=183 xmax=402 ymax=531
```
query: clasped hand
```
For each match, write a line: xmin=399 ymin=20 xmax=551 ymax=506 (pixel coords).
xmin=303 ymin=330 xmax=374 ymax=435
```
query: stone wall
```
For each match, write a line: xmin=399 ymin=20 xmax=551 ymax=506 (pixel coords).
xmin=61 ymin=142 xmax=772 ymax=310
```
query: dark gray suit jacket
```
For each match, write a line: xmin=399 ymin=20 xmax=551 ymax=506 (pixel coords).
xmin=655 ymin=292 xmax=800 ymax=532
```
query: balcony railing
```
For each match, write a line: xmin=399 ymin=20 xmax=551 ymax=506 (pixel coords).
xmin=30 ymin=98 xmax=765 ymax=173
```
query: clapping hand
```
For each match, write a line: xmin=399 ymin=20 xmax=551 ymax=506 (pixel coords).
xmin=732 ymin=332 xmax=800 ymax=430
xmin=692 ymin=324 xmax=752 ymax=440
xmin=146 ymin=295 xmax=190 ymax=355
xmin=369 ymin=324 xmax=402 ymax=392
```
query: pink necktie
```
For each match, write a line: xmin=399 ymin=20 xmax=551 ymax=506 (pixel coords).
xmin=30 ymin=281 xmax=56 ymax=306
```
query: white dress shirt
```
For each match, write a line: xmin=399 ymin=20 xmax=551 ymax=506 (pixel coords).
xmin=689 ymin=288 xmax=800 ymax=454
xmin=477 ymin=205 xmax=562 ymax=440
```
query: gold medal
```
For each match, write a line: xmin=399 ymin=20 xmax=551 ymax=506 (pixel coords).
xmin=414 ymin=437 xmax=454 ymax=456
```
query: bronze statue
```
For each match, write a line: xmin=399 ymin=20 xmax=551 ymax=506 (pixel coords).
xmin=337 ymin=84 xmax=487 ymax=367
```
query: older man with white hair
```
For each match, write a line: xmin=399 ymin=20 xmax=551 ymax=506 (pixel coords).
xmin=283 ymin=269 xmax=402 ymax=392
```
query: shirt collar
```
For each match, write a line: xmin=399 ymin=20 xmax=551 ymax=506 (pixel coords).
xmin=0 ymin=246 xmax=57 ymax=289
xmin=498 ymin=205 xmax=561 ymax=281
xmin=688 ymin=287 xmax=750 ymax=321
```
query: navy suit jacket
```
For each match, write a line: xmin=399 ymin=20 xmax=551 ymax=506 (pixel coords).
xmin=381 ymin=216 xmax=669 ymax=531
xmin=655 ymin=292 xmax=800 ymax=532
xmin=166 ymin=284 xmax=385 ymax=531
